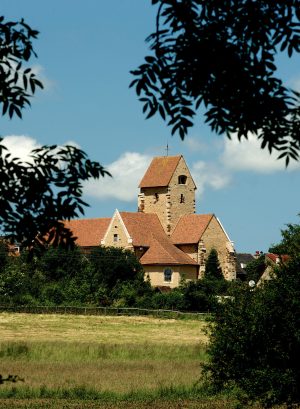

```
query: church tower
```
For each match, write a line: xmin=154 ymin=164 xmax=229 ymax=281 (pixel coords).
xmin=138 ymin=155 xmax=196 ymax=235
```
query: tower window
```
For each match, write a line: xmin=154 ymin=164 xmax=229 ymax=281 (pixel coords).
xmin=180 ymin=194 xmax=185 ymax=203
xmin=178 ymin=175 xmax=187 ymax=184
xmin=113 ymin=234 xmax=118 ymax=242
xmin=154 ymin=192 xmax=159 ymax=202
xmin=164 ymin=267 xmax=173 ymax=282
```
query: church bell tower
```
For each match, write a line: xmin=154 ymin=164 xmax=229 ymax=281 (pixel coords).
xmin=138 ymin=155 xmax=196 ymax=235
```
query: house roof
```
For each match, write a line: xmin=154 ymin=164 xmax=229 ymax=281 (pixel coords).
xmin=119 ymin=212 xmax=197 ymax=266
xmin=63 ymin=218 xmax=111 ymax=247
xmin=171 ymin=214 xmax=214 ymax=244
xmin=236 ymin=253 xmax=255 ymax=265
xmin=235 ymin=253 xmax=255 ymax=276
xmin=266 ymin=253 xmax=289 ymax=264
xmin=140 ymin=235 xmax=198 ymax=266
xmin=139 ymin=155 xmax=182 ymax=188
xmin=119 ymin=212 xmax=165 ymax=247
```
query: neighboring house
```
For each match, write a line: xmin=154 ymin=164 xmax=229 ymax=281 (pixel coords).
xmin=258 ymin=253 xmax=289 ymax=284
xmin=65 ymin=155 xmax=237 ymax=287
xmin=235 ymin=253 xmax=256 ymax=280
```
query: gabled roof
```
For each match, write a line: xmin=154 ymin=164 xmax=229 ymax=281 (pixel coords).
xmin=63 ymin=218 xmax=111 ymax=247
xmin=139 ymin=155 xmax=182 ymax=188
xmin=119 ymin=212 xmax=165 ymax=247
xmin=171 ymin=214 xmax=214 ymax=244
xmin=119 ymin=212 xmax=197 ymax=266
xmin=140 ymin=235 xmax=198 ymax=266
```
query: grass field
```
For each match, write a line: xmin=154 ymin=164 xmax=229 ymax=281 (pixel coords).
xmin=0 ymin=312 xmax=218 ymax=407
xmin=0 ymin=313 xmax=288 ymax=408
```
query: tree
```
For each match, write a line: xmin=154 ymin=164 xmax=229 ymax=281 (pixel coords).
xmin=269 ymin=214 xmax=300 ymax=257
xmin=0 ymin=142 xmax=109 ymax=251
xmin=0 ymin=16 xmax=109 ymax=250
xmin=88 ymin=246 xmax=145 ymax=292
xmin=205 ymin=248 xmax=223 ymax=280
xmin=204 ymin=220 xmax=300 ymax=407
xmin=244 ymin=254 xmax=266 ymax=283
xmin=131 ymin=1 xmax=300 ymax=164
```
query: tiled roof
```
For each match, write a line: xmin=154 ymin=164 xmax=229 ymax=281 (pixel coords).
xmin=63 ymin=218 xmax=111 ymax=247
xmin=119 ymin=212 xmax=165 ymax=247
xmin=139 ymin=155 xmax=182 ymax=188
xmin=140 ymin=235 xmax=198 ymax=266
xmin=171 ymin=214 xmax=214 ymax=244
xmin=266 ymin=253 xmax=289 ymax=264
xmin=119 ymin=212 xmax=197 ymax=266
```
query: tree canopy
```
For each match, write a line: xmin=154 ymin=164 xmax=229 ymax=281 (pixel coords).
xmin=131 ymin=1 xmax=300 ymax=164
xmin=205 ymin=219 xmax=300 ymax=407
xmin=0 ymin=16 xmax=109 ymax=250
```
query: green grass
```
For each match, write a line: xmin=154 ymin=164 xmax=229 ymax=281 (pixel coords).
xmin=0 ymin=312 xmax=260 ymax=408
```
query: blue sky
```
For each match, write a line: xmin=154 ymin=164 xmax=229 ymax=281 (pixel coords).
xmin=1 ymin=1 xmax=300 ymax=253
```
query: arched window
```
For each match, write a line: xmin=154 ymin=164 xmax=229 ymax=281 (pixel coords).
xmin=178 ymin=175 xmax=187 ymax=184
xmin=164 ymin=267 xmax=172 ymax=282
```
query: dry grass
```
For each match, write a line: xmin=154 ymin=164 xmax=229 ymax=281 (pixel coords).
xmin=0 ymin=312 xmax=208 ymax=395
xmin=0 ymin=398 xmax=243 ymax=409
xmin=0 ymin=313 xmax=208 ymax=345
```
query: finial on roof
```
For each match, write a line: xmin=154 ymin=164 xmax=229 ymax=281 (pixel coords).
xmin=165 ymin=143 xmax=170 ymax=156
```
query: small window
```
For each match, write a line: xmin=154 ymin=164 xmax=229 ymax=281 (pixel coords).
xmin=178 ymin=175 xmax=187 ymax=184
xmin=180 ymin=194 xmax=185 ymax=203
xmin=164 ymin=267 xmax=173 ymax=282
xmin=113 ymin=234 xmax=118 ymax=242
xmin=154 ymin=193 xmax=159 ymax=202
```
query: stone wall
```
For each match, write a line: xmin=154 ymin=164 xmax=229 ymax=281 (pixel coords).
xmin=168 ymin=157 xmax=196 ymax=234
xmin=201 ymin=216 xmax=236 ymax=280
xmin=144 ymin=264 xmax=198 ymax=288
xmin=102 ymin=213 xmax=133 ymax=250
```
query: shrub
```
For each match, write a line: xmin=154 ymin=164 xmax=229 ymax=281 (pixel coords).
xmin=204 ymin=255 xmax=300 ymax=407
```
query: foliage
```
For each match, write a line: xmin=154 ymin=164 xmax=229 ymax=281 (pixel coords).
xmin=0 ymin=142 xmax=110 ymax=252
xmin=0 ymin=242 xmax=8 ymax=272
xmin=205 ymin=252 xmax=300 ymax=406
xmin=269 ymin=214 xmax=300 ymax=257
xmin=131 ymin=1 xmax=300 ymax=164
xmin=0 ymin=244 xmax=236 ymax=311
xmin=88 ymin=246 xmax=145 ymax=291
xmin=0 ymin=16 xmax=110 ymax=251
xmin=205 ymin=249 xmax=223 ymax=280
xmin=0 ymin=16 xmax=43 ymax=118
xmin=244 ymin=255 xmax=266 ymax=283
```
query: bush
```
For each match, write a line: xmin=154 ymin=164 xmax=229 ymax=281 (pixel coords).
xmin=204 ymin=255 xmax=300 ymax=407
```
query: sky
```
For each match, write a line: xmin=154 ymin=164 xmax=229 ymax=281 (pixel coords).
xmin=1 ymin=1 xmax=300 ymax=254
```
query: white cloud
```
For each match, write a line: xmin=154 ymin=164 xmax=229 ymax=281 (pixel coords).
xmin=221 ymin=133 xmax=300 ymax=173
xmin=1 ymin=135 xmax=41 ymax=162
xmin=1 ymin=135 xmax=82 ymax=164
xmin=83 ymin=152 xmax=152 ymax=202
xmin=192 ymin=161 xmax=231 ymax=196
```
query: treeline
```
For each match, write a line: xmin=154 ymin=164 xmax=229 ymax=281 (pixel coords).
xmin=0 ymin=244 xmax=234 ymax=312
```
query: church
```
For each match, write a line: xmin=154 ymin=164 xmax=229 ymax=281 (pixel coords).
xmin=65 ymin=155 xmax=236 ymax=287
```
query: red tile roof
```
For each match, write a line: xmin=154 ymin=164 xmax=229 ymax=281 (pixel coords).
xmin=140 ymin=235 xmax=198 ymax=266
xmin=139 ymin=156 xmax=182 ymax=188
xmin=119 ymin=212 xmax=164 ymax=247
xmin=119 ymin=212 xmax=197 ymax=266
xmin=266 ymin=253 xmax=289 ymax=264
xmin=63 ymin=218 xmax=111 ymax=247
xmin=171 ymin=214 xmax=214 ymax=244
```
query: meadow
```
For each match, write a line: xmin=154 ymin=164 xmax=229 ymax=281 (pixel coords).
xmin=0 ymin=313 xmax=277 ymax=408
